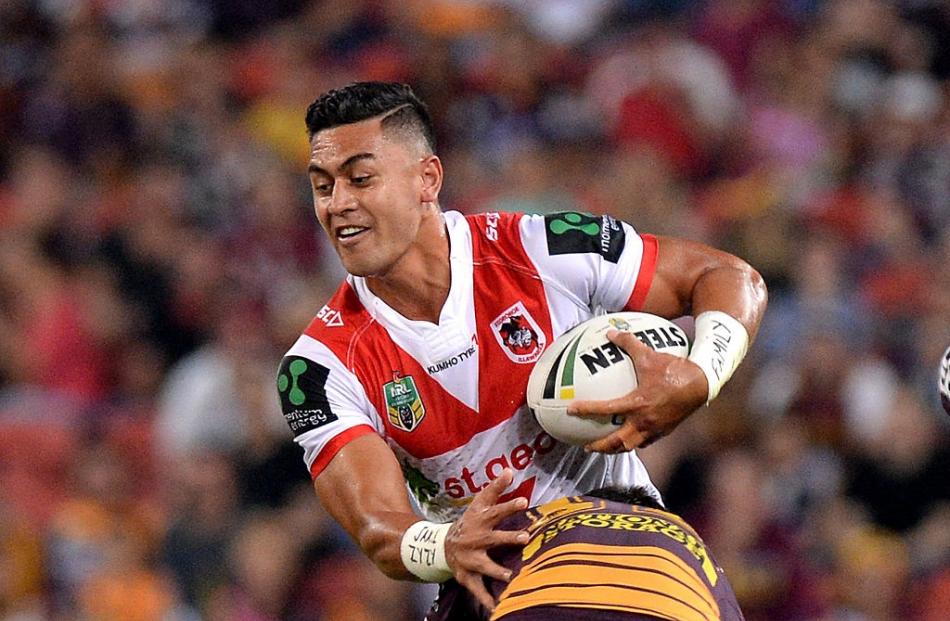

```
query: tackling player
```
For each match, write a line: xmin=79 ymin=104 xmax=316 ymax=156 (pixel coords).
xmin=277 ymin=82 xmax=767 ymax=610
xmin=426 ymin=486 xmax=745 ymax=621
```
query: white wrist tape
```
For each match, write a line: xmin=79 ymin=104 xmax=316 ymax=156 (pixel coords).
xmin=400 ymin=520 xmax=453 ymax=582
xmin=688 ymin=311 xmax=750 ymax=403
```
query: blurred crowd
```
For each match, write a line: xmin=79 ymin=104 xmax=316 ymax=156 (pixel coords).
xmin=0 ymin=0 xmax=948 ymax=620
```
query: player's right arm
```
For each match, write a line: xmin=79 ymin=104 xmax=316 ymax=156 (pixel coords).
xmin=315 ymin=440 xmax=528 ymax=610
xmin=278 ymin=342 xmax=526 ymax=610
xmin=312 ymin=432 xmax=426 ymax=577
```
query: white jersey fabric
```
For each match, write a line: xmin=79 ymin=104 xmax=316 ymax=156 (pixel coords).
xmin=277 ymin=210 xmax=660 ymax=521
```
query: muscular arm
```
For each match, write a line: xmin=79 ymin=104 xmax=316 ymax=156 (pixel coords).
xmin=314 ymin=433 xmax=420 ymax=579
xmin=572 ymin=235 xmax=767 ymax=451
xmin=642 ymin=236 xmax=767 ymax=340
xmin=314 ymin=432 xmax=529 ymax=604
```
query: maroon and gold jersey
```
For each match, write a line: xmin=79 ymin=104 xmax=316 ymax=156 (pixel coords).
xmin=427 ymin=496 xmax=745 ymax=621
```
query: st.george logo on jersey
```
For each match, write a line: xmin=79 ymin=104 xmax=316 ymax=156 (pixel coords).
xmin=491 ymin=301 xmax=546 ymax=364
xmin=384 ymin=373 xmax=427 ymax=432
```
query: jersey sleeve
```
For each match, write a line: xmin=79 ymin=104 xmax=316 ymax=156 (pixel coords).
xmin=519 ymin=211 xmax=658 ymax=313
xmin=277 ymin=334 xmax=381 ymax=479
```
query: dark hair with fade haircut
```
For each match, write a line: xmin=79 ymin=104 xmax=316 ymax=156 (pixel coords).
xmin=304 ymin=81 xmax=436 ymax=153
xmin=586 ymin=486 xmax=666 ymax=511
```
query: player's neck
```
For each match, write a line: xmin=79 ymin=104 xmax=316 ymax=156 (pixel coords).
xmin=366 ymin=211 xmax=450 ymax=324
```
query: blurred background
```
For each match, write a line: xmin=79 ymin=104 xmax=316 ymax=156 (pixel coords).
xmin=0 ymin=0 xmax=948 ymax=619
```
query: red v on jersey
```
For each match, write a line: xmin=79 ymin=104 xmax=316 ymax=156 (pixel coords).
xmin=289 ymin=209 xmax=663 ymax=518
xmin=470 ymin=212 xmax=552 ymax=424
xmin=303 ymin=212 xmax=552 ymax=461
xmin=304 ymin=284 xmax=479 ymax=459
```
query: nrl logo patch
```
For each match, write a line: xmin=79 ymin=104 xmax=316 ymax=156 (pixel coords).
xmin=491 ymin=301 xmax=546 ymax=364
xmin=384 ymin=374 xmax=426 ymax=432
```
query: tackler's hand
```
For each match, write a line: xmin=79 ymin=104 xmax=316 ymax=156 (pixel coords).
xmin=444 ymin=469 xmax=530 ymax=613
xmin=568 ymin=328 xmax=707 ymax=453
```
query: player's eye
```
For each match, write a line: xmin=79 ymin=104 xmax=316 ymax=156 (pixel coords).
xmin=314 ymin=181 xmax=333 ymax=195
xmin=351 ymin=175 xmax=371 ymax=186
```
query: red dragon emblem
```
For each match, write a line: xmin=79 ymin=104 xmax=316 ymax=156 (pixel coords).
xmin=491 ymin=302 xmax=546 ymax=364
xmin=499 ymin=314 xmax=538 ymax=355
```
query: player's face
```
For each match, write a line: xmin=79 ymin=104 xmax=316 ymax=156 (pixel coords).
xmin=308 ymin=118 xmax=437 ymax=277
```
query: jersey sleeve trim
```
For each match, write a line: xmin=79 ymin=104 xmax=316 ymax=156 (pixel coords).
xmin=624 ymin=234 xmax=658 ymax=311
xmin=309 ymin=423 xmax=377 ymax=479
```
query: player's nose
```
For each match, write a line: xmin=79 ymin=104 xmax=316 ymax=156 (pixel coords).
xmin=327 ymin=182 xmax=357 ymax=215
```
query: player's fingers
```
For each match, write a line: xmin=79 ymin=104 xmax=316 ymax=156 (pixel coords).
xmin=470 ymin=553 xmax=515 ymax=583
xmin=471 ymin=469 xmax=514 ymax=506
xmin=585 ymin=424 xmax=647 ymax=453
xmin=481 ymin=496 xmax=529 ymax=524
xmin=607 ymin=328 xmax=653 ymax=359
xmin=584 ymin=431 xmax=623 ymax=453
xmin=488 ymin=529 xmax=531 ymax=548
xmin=568 ymin=391 xmax=646 ymax=418
xmin=458 ymin=571 xmax=498 ymax=613
xmin=568 ymin=396 xmax=624 ymax=417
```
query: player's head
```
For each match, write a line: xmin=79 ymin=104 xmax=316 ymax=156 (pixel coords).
xmin=305 ymin=82 xmax=443 ymax=277
xmin=586 ymin=486 xmax=667 ymax=511
xmin=305 ymin=82 xmax=436 ymax=153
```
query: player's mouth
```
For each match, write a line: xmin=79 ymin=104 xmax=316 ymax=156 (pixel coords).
xmin=335 ymin=225 xmax=370 ymax=246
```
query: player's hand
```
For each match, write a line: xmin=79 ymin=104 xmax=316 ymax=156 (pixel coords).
xmin=444 ymin=469 xmax=530 ymax=613
xmin=568 ymin=328 xmax=707 ymax=453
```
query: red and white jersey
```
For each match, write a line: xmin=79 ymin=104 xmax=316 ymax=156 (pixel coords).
xmin=277 ymin=210 xmax=660 ymax=521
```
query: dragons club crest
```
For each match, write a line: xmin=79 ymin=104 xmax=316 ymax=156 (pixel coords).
xmin=491 ymin=301 xmax=546 ymax=364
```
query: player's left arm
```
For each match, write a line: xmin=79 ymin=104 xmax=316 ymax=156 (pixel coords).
xmin=642 ymin=235 xmax=766 ymax=341
xmin=572 ymin=235 xmax=767 ymax=452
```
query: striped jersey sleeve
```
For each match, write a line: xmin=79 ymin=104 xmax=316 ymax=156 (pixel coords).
xmin=277 ymin=334 xmax=381 ymax=480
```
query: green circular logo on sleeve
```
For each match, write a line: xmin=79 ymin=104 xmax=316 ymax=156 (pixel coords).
xmin=277 ymin=356 xmax=339 ymax=437
xmin=278 ymin=359 xmax=309 ymax=406
xmin=549 ymin=212 xmax=600 ymax=236
xmin=544 ymin=212 xmax=626 ymax=263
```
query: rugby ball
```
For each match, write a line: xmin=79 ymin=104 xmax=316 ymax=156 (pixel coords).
xmin=527 ymin=312 xmax=690 ymax=445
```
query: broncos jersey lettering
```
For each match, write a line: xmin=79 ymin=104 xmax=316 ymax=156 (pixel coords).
xmin=277 ymin=211 xmax=659 ymax=521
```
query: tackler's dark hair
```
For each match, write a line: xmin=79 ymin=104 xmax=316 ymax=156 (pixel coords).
xmin=304 ymin=81 xmax=436 ymax=153
xmin=586 ymin=485 xmax=666 ymax=511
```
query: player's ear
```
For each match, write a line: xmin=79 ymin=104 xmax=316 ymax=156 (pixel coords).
xmin=419 ymin=154 xmax=443 ymax=204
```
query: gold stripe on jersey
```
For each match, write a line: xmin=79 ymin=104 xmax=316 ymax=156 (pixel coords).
xmin=491 ymin=543 xmax=720 ymax=621
xmin=522 ymin=508 xmax=719 ymax=587
xmin=523 ymin=542 xmax=715 ymax=609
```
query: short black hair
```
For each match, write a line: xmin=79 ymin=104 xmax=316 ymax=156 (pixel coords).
xmin=304 ymin=81 xmax=436 ymax=152
xmin=586 ymin=486 xmax=666 ymax=511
